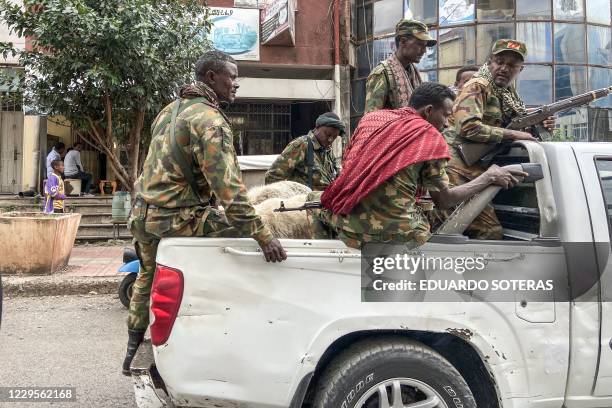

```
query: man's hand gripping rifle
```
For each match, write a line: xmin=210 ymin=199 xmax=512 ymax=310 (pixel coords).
xmin=458 ymin=86 xmax=612 ymax=166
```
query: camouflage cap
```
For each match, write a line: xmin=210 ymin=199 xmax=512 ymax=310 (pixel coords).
xmin=395 ymin=19 xmax=437 ymax=47
xmin=491 ymin=39 xmax=527 ymax=60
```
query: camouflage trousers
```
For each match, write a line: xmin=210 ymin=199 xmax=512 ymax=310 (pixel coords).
xmin=312 ymin=208 xmax=424 ymax=250
xmin=446 ymin=164 xmax=503 ymax=240
xmin=127 ymin=202 xmax=239 ymax=331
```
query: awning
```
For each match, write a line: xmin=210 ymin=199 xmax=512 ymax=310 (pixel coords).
xmin=237 ymin=154 xmax=278 ymax=170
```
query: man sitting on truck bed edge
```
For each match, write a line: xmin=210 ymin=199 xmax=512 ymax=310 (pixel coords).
xmin=123 ymin=50 xmax=287 ymax=376
xmin=314 ymin=82 xmax=527 ymax=249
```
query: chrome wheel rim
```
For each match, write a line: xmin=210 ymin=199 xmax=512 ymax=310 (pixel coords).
xmin=354 ymin=377 xmax=448 ymax=408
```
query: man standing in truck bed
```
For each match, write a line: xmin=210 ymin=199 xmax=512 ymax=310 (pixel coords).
xmin=444 ymin=39 xmax=554 ymax=240
xmin=364 ymin=19 xmax=437 ymax=113
xmin=123 ymin=50 xmax=287 ymax=375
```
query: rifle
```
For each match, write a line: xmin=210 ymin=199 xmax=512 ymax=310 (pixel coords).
xmin=274 ymin=200 xmax=322 ymax=212
xmin=457 ymin=86 xmax=612 ymax=166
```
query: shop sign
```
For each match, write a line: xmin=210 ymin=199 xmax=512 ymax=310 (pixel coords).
xmin=261 ymin=0 xmax=295 ymax=45
xmin=234 ymin=0 xmax=266 ymax=8
xmin=208 ymin=7 xmax=260 ymax=61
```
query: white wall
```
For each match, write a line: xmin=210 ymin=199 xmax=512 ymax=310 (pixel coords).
xmin=236 ymin=77 xmax=334 ymax=100
xmin=0 ymin=0 xmax=25 ymax=65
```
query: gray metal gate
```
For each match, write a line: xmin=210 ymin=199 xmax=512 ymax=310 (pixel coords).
xmin=0 ymin=111 xmax=24 ymax=194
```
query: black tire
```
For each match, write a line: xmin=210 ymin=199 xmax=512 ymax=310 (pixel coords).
xmin=119 ymin=273 xmax=137 ymax=309
xmin=313 ymin=336 xmax=476 ymax=408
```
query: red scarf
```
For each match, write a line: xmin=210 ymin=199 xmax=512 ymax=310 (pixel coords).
xmin=321 ymin=107 xmax=450 ymax=215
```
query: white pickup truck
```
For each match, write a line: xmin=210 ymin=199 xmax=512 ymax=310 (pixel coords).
xmin=131 ymin=141 xmax=612 ymax=408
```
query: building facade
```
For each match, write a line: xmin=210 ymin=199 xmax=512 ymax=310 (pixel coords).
xmin=350 ymin=0 xmax=612 ymax=141
xmin=207 ymin=0 xmax=349 ymax=157
xmin=0 ymin=0 xmax=26 ymax=193
xmin=2 ymin=0 xmax=610 ymax=193
xmin=0 ymin=0 xmax=349 ymax=193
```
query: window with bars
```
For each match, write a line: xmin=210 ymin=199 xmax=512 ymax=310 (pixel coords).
xmin=0 ymin=68 xmax=23 ymax=112
xmin=224 ymin=102 xmax=292 ymax=155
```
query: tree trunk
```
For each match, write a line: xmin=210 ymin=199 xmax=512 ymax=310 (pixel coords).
xmin=78 ymin=119 xmax=134 ymax=192
xmin=127 ymin=109 xmax=145 ymax=186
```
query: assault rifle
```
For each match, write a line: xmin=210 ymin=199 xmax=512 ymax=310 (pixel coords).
xmin=274 ymin=201 xmax=323 ymax=212
xmin=457 ymin=86 xmax=612 ymax=166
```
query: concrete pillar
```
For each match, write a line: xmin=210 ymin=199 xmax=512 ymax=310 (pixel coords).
xmin=332 ymin=64 xmax=352 ymax=159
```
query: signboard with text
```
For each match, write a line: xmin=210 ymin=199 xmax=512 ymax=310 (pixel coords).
xmin=260 ymin=0 xmax=295 ymax=45
xmin=234 ymin=0 xmax=266 ymax=8
xmin=208 ymin=7 xmax=260 ymax=61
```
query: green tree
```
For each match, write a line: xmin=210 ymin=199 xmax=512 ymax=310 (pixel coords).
xmin=0 ymin=0 xmax=210 ymax=191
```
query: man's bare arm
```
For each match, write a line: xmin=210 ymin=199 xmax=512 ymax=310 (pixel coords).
xmin=430 ymin=165 xmax=527 ymax=210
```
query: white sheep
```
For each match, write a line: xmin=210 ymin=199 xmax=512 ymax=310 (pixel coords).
xmin=247 ymin=181 xmax=312 ymax=206
xmin=254 ymin=194 xmax=314 ymax=239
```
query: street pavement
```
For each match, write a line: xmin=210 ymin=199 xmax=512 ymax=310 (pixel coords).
xmin=0 ymin=295 xmax=137 ymax=407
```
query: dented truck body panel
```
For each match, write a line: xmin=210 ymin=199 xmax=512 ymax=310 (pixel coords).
xmin=153 ymin=238 xmax=569 ymax=408
xmin=137 ymin=142 xmax=612 ymax=408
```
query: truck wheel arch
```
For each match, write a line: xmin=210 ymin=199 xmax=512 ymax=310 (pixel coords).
xmin=296 ymin=330 xmax=501 ymax=408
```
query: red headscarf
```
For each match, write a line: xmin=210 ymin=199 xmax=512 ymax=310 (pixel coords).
xmin=321 ymin=107 xmax=450 ymax=215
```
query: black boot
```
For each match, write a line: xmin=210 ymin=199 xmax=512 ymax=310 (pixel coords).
xmin=122 ymin=329 xmax=145 ymax=376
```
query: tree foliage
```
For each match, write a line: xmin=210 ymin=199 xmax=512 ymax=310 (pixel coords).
xmin=0 ymin=0 xmax=210 ymax=190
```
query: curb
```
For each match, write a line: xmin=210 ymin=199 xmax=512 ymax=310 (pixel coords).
xmin=3 ymin=276 xmax=123 ymax=297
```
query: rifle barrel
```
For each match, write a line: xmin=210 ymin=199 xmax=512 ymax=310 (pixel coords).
xmin=547 ymin=87 xmax=612 ymax=110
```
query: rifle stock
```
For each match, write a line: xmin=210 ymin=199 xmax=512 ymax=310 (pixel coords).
xmin=457 ymin=86 xmax=612 ymax=166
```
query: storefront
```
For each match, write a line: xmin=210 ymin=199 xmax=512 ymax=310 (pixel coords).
xmin=207 ymin=0 xmax=342 ymax=156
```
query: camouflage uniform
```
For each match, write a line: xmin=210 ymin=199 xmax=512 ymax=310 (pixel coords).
xmin=264 ymin=131 xmax=340 ymax=191
xmin=364 ymin=62 xmax=422 ymax=113
xmin=128 ymin=83 xmax=273 ymax=331
xmin=315 ymin=160 xmax=449 ymax=249
xmin=443 ymin=39 xmax=528 ymax=240
xmin=444 ymin=76 xmax=521 ymax=240
xmin=364 ymin=19 xmax=436 ymax=113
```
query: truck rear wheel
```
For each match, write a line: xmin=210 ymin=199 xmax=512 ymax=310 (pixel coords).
xmin=313 ymin=336 xmax=476 ymax=408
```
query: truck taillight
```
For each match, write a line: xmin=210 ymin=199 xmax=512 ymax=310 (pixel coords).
xmin=150 ymin=264 xmax=184 ymax=346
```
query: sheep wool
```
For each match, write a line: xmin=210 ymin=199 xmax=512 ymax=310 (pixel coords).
xmin=247 ymin=181 xmax=312 ymax=206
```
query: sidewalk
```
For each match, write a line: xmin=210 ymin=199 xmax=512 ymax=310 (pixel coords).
xmin=65 ymin=246 xmax=126 ymax=277
xmin=3 ymin=244 xmax=132 ymax=297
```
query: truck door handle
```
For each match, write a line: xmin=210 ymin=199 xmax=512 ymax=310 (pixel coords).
xmin=223 ymin=246 xmax=362 ymax=260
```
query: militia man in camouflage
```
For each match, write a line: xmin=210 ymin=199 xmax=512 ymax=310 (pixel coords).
xmin=316 ymin=83 xmax=526 ymax=249
xmin=364 ymin=19 xmax=436 ymax=113
xmin=265 ymin=112 xmax=344 ymax=191
xmin=444 ymin=39 xmax=555 ymax=239
xmin=122 ymin=51 xmax=287 ymax=375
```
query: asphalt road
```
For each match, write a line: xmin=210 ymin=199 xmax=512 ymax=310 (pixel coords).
xmin=0 ymin=295 xmax=137 ymax=407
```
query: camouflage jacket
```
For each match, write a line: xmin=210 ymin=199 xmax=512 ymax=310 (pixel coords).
xmin=364 ymin=60 xmax=421 ymax=113
xmin=444 ymin=77 xmax=518 ymax=169
xmin=264 ymin=131 xmax=340 ymax=191
xmin=321 ymin=159 xmax=449 ymax=249
xmin=134 ymin=83 xmax=272 ymax=245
